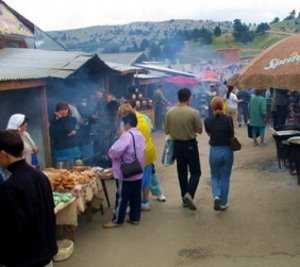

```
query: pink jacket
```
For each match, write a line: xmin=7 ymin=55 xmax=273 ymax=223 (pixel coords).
xmin=108 ymin=128 xmax=145 ymax=180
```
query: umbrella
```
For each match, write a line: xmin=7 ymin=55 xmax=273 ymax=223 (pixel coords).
xmin=230 ymin=33 xmax=300 ymax=90
xmin=164 ymin=76 xmax=199 ymax=87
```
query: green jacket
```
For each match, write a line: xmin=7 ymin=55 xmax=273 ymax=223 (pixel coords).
xmin=249 ymin=95 xmax=267 ymax=127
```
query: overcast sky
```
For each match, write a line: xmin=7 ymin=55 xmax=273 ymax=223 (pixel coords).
xmin=6 ymin=0 xmax=299 ymax=31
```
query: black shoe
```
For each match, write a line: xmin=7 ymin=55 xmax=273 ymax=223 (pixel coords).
xmin=127 ymin=220 xmax=140 ymax=225
xmin=183 ymin=193 xmax=197 ymax=211
xmin=214 ymin=198 xmax=222 ymax=211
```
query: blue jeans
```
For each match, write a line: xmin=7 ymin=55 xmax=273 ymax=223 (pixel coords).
xmin=209 ymin=146 xmax=234 ymax=206
xmin=150 ymin=173 xmax=163 ymax=197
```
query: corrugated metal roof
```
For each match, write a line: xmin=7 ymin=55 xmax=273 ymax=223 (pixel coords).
xmin=105 ymin=62 xmax=142 ymax=73
xmin=0 ymin=48 xmax=98 ymax=81
xmin=98 ymin=52 xmax=146 ymax=65
xmin=134 ymin=63 xmax=196 ymax=77
xmin=135 ymin=71 xmax=168 ymax=80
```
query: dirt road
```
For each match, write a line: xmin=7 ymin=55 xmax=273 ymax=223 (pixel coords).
xmin=56 ymin=127 xmax=300 ymax=267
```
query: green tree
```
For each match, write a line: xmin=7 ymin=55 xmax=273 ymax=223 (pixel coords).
xmin=233 ymin=19 xmax=254 ymax=43
xmin=256 ymin=23 xmax=270 ymax=35
xmin=149 ymin=43 xmax=162 ymax=59
xmin=140 ymin=39 xmax=150 ymax=51
xmin=214 ymin=25 xmax=222 ymax=37
xmin=285 ymin=10 xmax=296 ymax=20
xmin=271 ymin=17 xmax=280 ymax=24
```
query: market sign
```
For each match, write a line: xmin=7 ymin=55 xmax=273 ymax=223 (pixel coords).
xmin=0 ymin=3 xmax=33 ymax=37
xmin=264 ymin=52 xmax=300 ymax=70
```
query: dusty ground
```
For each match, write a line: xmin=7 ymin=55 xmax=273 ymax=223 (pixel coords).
xmin=56 ymin=127 xmax=300 ymax=267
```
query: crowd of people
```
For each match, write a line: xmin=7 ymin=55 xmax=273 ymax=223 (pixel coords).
xmin=1 ymin=80 xmax=299 ymax=266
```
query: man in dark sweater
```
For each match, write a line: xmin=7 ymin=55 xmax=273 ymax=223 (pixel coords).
xmin=0 ymin=130 xmax=57 ymax=267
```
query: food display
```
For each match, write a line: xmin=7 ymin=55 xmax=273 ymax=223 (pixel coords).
xmin=44 ymin=167 xmax=98 ymax=191
xmin=53 ymin=192 xmax=74 ymax=206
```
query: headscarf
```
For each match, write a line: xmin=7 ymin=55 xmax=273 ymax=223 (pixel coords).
xmin=6 ymin=114 xmax=26 ymax=130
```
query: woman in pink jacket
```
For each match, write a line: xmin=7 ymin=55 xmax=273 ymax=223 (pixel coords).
xmin=103 ymin=112 xmax=145 ymax=229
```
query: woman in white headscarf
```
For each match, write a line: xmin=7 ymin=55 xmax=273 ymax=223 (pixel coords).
xmin=7 ymin=114 xmax=39 ymax=166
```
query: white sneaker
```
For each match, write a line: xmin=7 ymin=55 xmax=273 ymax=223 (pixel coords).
xmin=141 ymin=202 xmax=151 ymax=211
xmin=156 ymin=194 xmax=166 ymax=202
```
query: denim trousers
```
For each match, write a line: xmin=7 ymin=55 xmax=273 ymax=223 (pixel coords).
xmin=150 ymin=172 xmax=163 ymax=197
xmin=209 ymin=146 xmax=234 ymax=205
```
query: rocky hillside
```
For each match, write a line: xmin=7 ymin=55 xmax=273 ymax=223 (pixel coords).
xmin=49 ymin=20 xmax=232 ymax=53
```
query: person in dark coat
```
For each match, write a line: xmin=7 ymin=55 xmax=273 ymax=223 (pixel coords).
xmin=50 ymin=102 xmax=81 ymax=164
xmin=0 ymin=130 xmax=57 ymax=267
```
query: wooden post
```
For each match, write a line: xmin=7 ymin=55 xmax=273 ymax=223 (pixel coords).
xmin=39 ymin=86 xmax=52 ymax=167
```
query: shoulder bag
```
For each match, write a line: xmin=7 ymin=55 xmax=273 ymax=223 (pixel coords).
xmin=228 ymin=117 xmax=242 ymax=152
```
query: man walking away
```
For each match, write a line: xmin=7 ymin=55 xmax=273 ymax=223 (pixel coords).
xmin=237 ymin=89 xmax=251 ymax=127
xmin=249 ymin=90 xmax=267 ymax=146
xmin=275 ymin=89 xmax=289 ymax=130
xmin=165 ymin=88 xmax=203 ymax=210
xmin=0 ymin=130 xmax=57 ymax=267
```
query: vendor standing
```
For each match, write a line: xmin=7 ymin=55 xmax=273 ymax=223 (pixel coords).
xmin=50 ymin=102 xmax=81 ymax=164
xmin=6 ymin=113 xmax=39 ymax=167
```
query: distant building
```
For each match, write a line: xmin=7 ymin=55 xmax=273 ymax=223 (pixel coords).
xmin=216 ymin=48 xmax=240 ymax=64
xmin=0 ymin=0 xmax=65 ymax=50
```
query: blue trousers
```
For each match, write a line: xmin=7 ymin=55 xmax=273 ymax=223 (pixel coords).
xmin=209 ymin=146 xmax=234 ymax=206
xmin=150 ymin=173 xmax=163 ymax=197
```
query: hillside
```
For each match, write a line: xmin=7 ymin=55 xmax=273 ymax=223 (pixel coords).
xmin=48 ymin=16 xmax=300 ymax=62
xmin=49 ymin=20 xmax=232 ymax=53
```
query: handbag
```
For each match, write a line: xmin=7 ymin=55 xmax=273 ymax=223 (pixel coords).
xmin=230 ymin=137 xmax=242 ymax=151
xmin=228 ymin=117 xmax=242 ymax=152
xmin=120 ymin=131 xmax=143 ymax=179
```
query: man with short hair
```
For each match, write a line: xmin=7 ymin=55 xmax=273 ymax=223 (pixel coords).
xmin=165 ymin=88 xmax=203 ymax=210
xmin=0 ymin=130 xmax=57 ymax=267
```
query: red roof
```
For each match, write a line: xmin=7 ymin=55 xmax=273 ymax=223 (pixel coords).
xmin=164 ymin=76 xmax=199 ymax=87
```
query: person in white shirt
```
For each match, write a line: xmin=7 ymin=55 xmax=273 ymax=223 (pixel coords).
xmin=225 ymin=86 xmax=240 ymax=127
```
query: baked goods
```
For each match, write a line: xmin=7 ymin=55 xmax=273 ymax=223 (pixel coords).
xmin=44 ymin=167 xmax=98 ymax=191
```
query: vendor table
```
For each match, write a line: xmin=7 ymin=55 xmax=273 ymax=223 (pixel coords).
xmin=97 ymin=169 xmax=114 ymax=208
xmin=55 ymin=197 xmax=78 ymax=226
